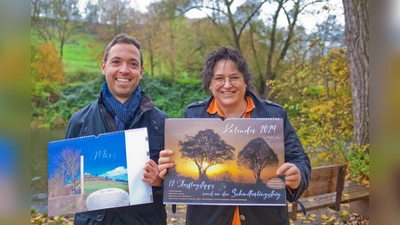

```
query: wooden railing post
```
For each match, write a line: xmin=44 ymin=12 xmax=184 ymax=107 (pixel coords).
xmin=331 ymin=164 xmax=346 ymax=211
xmin=290 ymin=202 xmax=298 ymax=221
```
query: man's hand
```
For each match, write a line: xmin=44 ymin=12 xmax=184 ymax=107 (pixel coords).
xmin=143 ymin=159 xmax=163 ymax=187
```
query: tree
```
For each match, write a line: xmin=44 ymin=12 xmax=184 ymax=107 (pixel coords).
xmin=53 ymin=0 xmax=81 ymax=60
xmin=137 ymin=4 xmax=162 ymax=77
xmin=265 ymin=0 xmax=286 ymax=95
xmin=84 ymin=0 xmax=101 ymax=24
xmin=31 ymin=0 xmax=53 ymax=41
xmin=241 ymin=20 xmax=268 ymax=95
xmin=31 ymin=41 xmax=65 ymax=84
xmin=269 ymin=48 xmax=353 ymax=166
xmin=31 ymin=41 xmax=66 ymax=124
xmin=53 ymin=147 xmax=81 ymax=187
xmin=31 ymin=0 xmax=81 ymax=60
xmin=237 ymin=137 xmax=278 ymax=184
xmin=49 ymin=167 xmax=69 ymax=197
xmin=342 ymin=0 xmax=369 ymax=148
xmin=312 ymin=14 xmax=346 ymax=57
xmin=141 ymin=1 xmax=207 ymax=78
xmin=264 ymin=0 xmax=323 ymax=98
xmin=171 ymin=0 xmax=269 ymax=52
xmin=179 ymin=129 xmax=235 ymax=179
xmin=98 ymin=0 xmax=130 ymax=38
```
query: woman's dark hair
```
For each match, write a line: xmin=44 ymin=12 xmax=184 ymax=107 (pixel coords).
xmin=200 ymin=46 xmax=255 ymax=95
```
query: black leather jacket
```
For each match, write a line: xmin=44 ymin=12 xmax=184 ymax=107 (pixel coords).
xmin=183 ymin=91 xmax=311 ymax=225
xmin=65 ymin=91 xmax=169 ymax=225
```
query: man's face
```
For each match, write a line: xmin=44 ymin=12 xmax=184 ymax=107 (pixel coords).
xmin=101 ymin=43 xmax=144 ymax=104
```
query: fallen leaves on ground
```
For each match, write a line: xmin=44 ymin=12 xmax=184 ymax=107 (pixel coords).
xmin=31 ymin=212 xmax=74 ymax=225
xmin=31 ymin=203 xmax=368 ymax=225
xmin=292 ymin=203 xmax=368 ymax=225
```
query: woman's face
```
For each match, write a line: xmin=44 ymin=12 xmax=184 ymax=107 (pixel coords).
xmin=209 ymin=60 xmax=247 ymax=109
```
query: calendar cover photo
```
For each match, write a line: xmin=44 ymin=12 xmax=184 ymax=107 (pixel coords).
xmin=47 ymin=128 xmax=153 ymax=217
xmin=163 ymin=118 xmax=286 ymax=206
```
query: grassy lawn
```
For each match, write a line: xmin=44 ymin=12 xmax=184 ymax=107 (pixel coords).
xmin=31 ymin=28 xmax=104 ymax=78
xmin=62 ymin=32 xmax=103 ymax=76
xmin=81 ymin=180 xmax=129 ymax=194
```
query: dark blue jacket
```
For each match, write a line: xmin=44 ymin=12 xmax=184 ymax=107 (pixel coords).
xmin=65 ymin=91 xmax=169 ymax=225
xmin=183 ymin=91 xmax=311 ymax=225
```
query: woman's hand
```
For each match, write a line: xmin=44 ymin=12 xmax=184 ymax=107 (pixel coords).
xmin=158 ymin=150 xmax=175 ymax=179
xmin=276 ymin=163 xmax=301 ymax=189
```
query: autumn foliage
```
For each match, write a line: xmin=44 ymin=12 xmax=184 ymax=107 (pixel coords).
xmin=31 ymin=41 xmax=65 ymax=83
xmin=31 ymin=41 xmax=66 ymax=127
xmin=270 ymin=48 xmax=368 ymax=183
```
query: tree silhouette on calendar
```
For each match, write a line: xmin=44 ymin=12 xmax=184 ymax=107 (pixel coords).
xmin=237 ymin=137 xmax=278 ymax=184
xmin=179 ymin=129 xmax=235 ymax=180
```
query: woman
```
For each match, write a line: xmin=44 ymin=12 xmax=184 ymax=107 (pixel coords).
xmin=159 ymin=46 xmax=311 ymax=225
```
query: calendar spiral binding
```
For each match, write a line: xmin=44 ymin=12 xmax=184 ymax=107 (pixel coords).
xmin=166 ymin=118 xmax=282 ymax=121
xmin=49 ymin=127 xmax=148 ymax=144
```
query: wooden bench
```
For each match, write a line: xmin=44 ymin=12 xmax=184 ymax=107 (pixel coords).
xmin=288 ymin=164 xmax=369 ymax=221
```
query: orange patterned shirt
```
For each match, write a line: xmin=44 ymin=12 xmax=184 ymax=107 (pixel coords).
xmin=207 ymin=96 xmax=255 ymax=119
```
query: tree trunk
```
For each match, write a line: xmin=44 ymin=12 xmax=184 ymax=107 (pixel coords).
xmin=278 ymin=0 xmax=300 ymax=64
xmin=249 ymin=23 xmax=265 ymax=95
xmin=264 ymin=0 xmax=284 ymax=99
xmin=225 ymin=0 xmax=241 ymax=51
xmin=147 ymin=39 xmax=155 ymax=77
xmin=342 ymin=0 xmax=369 ymax=147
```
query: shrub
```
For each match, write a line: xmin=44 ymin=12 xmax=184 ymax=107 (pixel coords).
xmin=346 ymin=144 xmax=369 ymax=184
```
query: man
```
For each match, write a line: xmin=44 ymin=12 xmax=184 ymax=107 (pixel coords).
xmin=65 ymin=33 xmax=168 ymax=225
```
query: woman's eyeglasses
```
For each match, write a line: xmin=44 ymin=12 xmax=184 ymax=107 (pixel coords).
xmin=212 ymin=76 xmax=243 ymax=86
